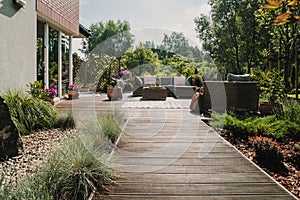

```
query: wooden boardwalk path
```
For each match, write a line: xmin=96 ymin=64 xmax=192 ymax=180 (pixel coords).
xmin=56 ymin=93 xmax=297 ymax=200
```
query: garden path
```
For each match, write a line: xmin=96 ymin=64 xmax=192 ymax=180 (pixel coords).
xmin=56 ymin=93 xmax=297 ymax=200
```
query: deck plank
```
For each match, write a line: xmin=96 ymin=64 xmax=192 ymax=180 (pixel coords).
xmin=56 ymin=94 xmax=297 ymax=200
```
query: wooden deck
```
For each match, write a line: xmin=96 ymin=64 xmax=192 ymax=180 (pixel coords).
xmin=56 ymin=93 xmax=297 ymax=200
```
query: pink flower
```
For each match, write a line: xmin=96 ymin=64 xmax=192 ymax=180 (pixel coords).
xmin=45 ymin=87 xmax=57 ymax=97
xmin=68 ymin=84 xmax=80 ymax=91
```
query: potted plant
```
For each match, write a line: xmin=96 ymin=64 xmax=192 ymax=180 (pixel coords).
xmin=259 ymin=70 xmax=285 ymax=115
xmin=188 ymin=74 xmax=203 ymax=87
xmin=104 ymin=76 xmax=121 ymax=101
xmin=106 ymin=85 xmax=119 ymax=101
xmin=67 ymin=84 xmax=80 ymax=100
xmin=26 ymin=81 xmax=57 ymax=105
xmin=44 ymin=87 xmax=57 ymax=105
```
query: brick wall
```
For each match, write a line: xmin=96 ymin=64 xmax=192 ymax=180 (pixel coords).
xmin=37 ymin=0 xmax=79 ymax=35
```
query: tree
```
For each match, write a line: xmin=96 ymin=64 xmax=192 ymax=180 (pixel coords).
xmin=162 ymin=54 xmax=197 ymax=77
xmin=260 ymin=0 xmax=300 ymax=25
xmin=140 ymin=41 xmax=156 ymax=50
xmin=259 ymin=0 xmax=300 ymax=91
xmin=80 ymin=20 xmax=134 ymax=83
xmin=82 ymin=20 xmax=133 ymax=56
xmin=194 ymin=0 xmax=261 ymax=74
xmin=121 ymin=46 xmax=160 ymax=76
xmin=159 ymin=32 xmax=202 ymax=62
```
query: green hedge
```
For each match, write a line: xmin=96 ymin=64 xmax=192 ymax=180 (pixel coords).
xmin=210 ymin=106 xmax=300 ymax=140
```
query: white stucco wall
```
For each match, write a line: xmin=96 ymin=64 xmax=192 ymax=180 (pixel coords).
xmin=0 ymin=0 xmax=36 ymax=95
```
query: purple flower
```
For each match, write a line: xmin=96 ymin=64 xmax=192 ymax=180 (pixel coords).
xmin=118 ymin=70 xmax=132 ymax=79
xmin=45 ymin=88 xmax=57 ymax=97
xmin=68 ymin=84 xmax=80 ymax=91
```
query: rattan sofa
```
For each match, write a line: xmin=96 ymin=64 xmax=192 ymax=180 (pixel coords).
xmin=132 ymin=76 xmax=195 ymax=99
xmin=200 ymin=81 xmax=259 ymax=113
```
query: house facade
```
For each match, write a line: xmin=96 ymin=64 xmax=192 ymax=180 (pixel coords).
xmin=0 ymin=0 xmax=87 ymax=97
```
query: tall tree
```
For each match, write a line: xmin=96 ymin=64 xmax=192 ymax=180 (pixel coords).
xmin=82 ymin=20 xmax=133 ymax=56
xmin=121 ymin=46 xmax=160 ymax=76
xmin=259 ymin=0 xmax=300 ymax=90
xmin=159 ymin=32 xmax=202 ymax=62
xmin=81 ymin=20 xmax=134 ymax=77
xmin=194 ymin=0 xmax=261 ymax=74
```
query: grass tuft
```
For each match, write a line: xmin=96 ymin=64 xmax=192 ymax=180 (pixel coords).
xmin=55 ymin=111 xmax=76 ymax=130
xmin=97 ymin=110 xmax=124 ymax=143
xmin=3 ymin=90 xmax=57 ymax=135
xmin=0 ymin=137 xmax=115 ymax=200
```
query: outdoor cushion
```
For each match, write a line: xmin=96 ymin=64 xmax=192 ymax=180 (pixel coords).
xmin=173 ymin=76 xmax=186 ymax=86
xmin=227 ymin=73 xmax=250 ymax=81
xmin=144 ymin=76 xmax=156 ymax=85
xmin=160 ymin=77 xmax=172 ymax=85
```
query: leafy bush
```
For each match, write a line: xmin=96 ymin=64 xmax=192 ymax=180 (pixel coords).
xmin=209 ymin=112 xmax=226 ymax=128
xmin=210 ymin=112 xmax=256 ymax=139
xmin=285 ymin=143 xmax=300 ymax=170
xmin=276 ymin=99 xmax=300 ymax=125
xmin=249 ymin=136 xmax=284 ymax=170
xmin=0 ymin=138 xmax=115 ymax=200
xmin=211 ymin=112 xmax=300 ymax=141
xmin=263 ymin=120 xmax=300 ymax=140
xmin=97 ymin=110 xmax=124 ymax=143
xmin=291 ymin=144 xmax=300 ymax=170
xmin=3 ymin=90 xmax=58 ymax=135
xmin=27 ymin=81 xmax=57 ymax=99
xmin=251 ymin=69 xmax=285 ymax=103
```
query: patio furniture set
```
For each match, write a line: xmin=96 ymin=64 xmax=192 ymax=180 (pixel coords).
xmin=115 ymin=75 xmax=259 ymax=113
xmin=133 ymin=76 xmax=196 ymax=100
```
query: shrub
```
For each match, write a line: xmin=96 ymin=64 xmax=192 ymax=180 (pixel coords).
xmin=3 ymin=90 xmax=58 ymax=135
xmin=209 ymin=112 xmax=226 ymax=128
xmin=211 ymin=111 xmax=300 ymax=141
xmin=263 ymin=120 xmax=300 ymax=140
xmin=291 ymin=144 xmax=300 ymax=170
xmin=27 ymin=81 xmax=57 ymax=99
xmin=55 ymin=111 xmax=75 ymax=130
xmin=249 ymin=136 xmax=284 ymax=170
xmin=26 ymin=80 xmax=46 ymax=98
xmin=276 ymin=99 xmax=300 ymax=125
xmin=251 ymin=69 xmax=285 ymax=103
xmin=97 ymin=110 xmax=124 ymax=143
xmin=1 ymin=138 xmax=115 ymax=200
xmin=285 ymin=143 xmax=300 ymax=170
xmin=44 ymin=138 xmax=114 ymax=200
xmin=210 ymin=112 xmax=255 ymax=139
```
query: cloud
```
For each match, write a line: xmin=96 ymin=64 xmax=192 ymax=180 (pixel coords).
xmin=78 ymin=0 xmax=210 ymax=48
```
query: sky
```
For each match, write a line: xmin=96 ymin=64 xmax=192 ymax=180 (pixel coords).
xmin=74 ymin=0 xmax=211 ymax=54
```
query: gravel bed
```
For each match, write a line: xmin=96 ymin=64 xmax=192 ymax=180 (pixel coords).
xmin=0 ymin=129 xmax=77 ymax=185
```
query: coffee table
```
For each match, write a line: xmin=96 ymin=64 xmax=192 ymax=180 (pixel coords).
xmin=142 ymin=86 xmax=167 ymax=100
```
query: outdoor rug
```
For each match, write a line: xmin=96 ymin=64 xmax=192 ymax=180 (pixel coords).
xmin=121 ymin=100 xmax=191 ymax=109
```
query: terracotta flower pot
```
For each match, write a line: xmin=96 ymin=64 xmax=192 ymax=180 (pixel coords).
xmin=68 ymin=90 xmax=80 ymax=100
xmin=107 ymin=87 xmax=118 ymax=101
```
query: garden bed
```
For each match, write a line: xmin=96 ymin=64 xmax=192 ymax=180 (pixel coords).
xmin=0 ymin=129 xmax=76 ymax=185
xmin=214 ymin=127 xmax=300 ymax=198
